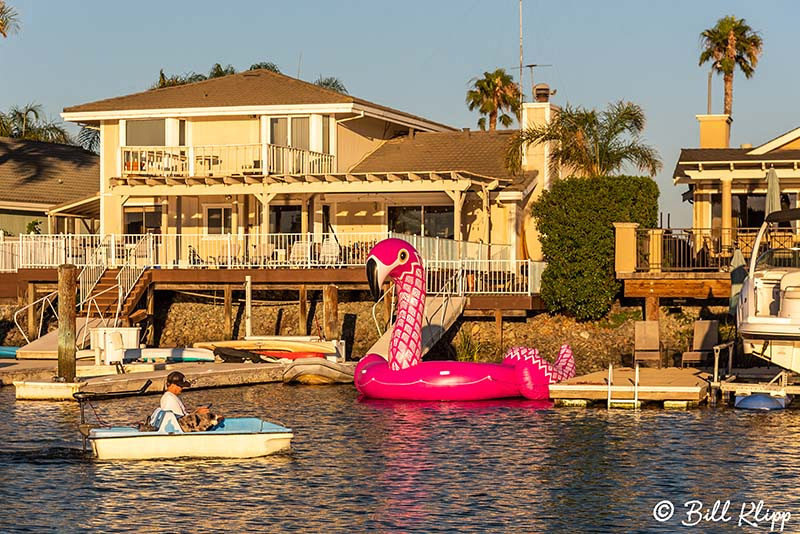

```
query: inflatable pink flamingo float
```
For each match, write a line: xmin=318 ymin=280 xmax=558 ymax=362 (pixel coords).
xmin=354 ymin=238 xmax=576 ymax=401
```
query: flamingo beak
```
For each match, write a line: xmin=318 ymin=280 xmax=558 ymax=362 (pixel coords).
xmin=366 ymin=257 xmax=382 ymax=301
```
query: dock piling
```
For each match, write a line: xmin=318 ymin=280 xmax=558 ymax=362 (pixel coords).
xmin=57 ymin=264 xmax=77 ymax=382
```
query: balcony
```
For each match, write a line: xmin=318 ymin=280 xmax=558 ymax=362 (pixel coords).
xmin=121 ymin=143 xmax=335 ymax=180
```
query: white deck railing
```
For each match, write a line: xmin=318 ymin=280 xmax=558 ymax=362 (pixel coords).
xmin=121 ymin=143 xmax=335 ymax=178
xmin=0 ymin=233 xmax=542 ymax=295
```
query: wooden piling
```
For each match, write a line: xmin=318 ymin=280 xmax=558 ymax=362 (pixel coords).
xmin=299 ymin=285 xmax=308 ymax=335
xmin=57 ymin=264 xmax=77 ymax=382
xmin=323 ymin=284 xmax=339 ymax=340
xmin=145 ymin=284 xmax=155 ymax=346
xmin=645 ymin=296 xmax=660 ymax=321
xmin=494 ymin=309 xmax=503 ymax=355
xmin=223 ymin=285 xmax=232 ymax=340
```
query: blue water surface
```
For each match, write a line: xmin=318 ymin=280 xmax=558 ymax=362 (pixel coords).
xmin=0 ymin=383 xmax=798 ymax=533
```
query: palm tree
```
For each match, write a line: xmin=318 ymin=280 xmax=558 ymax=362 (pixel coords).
xmin=207 ymin=63 xmax=236 ymax=78
xmin=0 ymin=103 xmax=71 ymax=143
xmin=249 ymin=61 xmax=281 ymax=73
xmin=506 ymin=100 xmax=662 ymax=177
xmin=466 ymin=68 xmax=520 ymax=131
xmin=0 ymin=1 xmax=20 ymax=39
xmin=77 ymin=126 xmax=100 ymax=153
xmin=699 ymin=15 xmax=763 ymax=115
xmin=314 ymin=76 xmax=348 ymax=94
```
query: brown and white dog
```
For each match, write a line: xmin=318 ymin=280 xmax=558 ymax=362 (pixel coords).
xmin=178 ymin=410 xmax=223 ymax=433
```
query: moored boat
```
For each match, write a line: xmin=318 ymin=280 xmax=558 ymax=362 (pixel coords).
xmin=734 ymin=393 xmax=793 ymax=411
xmin=282 ymin=357 xmax=354 ymax=384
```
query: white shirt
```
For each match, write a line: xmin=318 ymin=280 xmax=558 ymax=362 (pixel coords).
xmin=160 ymin=390 xmax=187 ymax=417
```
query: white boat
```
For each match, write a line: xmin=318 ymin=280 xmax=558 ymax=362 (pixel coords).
xmin=735 ymin=393 xmax=793 ymax=410
xmin=88 ymin=410 xmax=293 ymax=460
xmin=737 ymin=208 xmax=800 ymax=373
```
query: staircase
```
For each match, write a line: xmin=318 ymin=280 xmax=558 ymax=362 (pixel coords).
xmin=368 ymin=296 xmax=466 ymax=358
xmin=82 ymin=268 xmax=152 ymax=322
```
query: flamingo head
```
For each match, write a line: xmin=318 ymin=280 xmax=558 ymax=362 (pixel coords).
xmin=366 ymin=238 xmax=422 ymax=301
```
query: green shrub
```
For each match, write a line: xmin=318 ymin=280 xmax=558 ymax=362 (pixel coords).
xmin=532 ymin=175 xmax=658 ymax=320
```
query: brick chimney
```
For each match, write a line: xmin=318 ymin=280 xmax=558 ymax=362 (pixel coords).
xmin=696 ymin=114 xmax=732 ymax=148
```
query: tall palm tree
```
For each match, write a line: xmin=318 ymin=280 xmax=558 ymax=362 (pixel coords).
xmin=0 ymin=1 xmax=20 ymax=38
xmin=77 ymin=126 xmax=100 ymax=153
xmin=0 ymin=103 xmax=71 ymax=143
xmin=314 ymin=76 xmax=348 ymax=94
xmin=699 ymin=15 xmax=763 ymax=115
xmin=466 ymin=68 xmax=520 ymax=131
xmin=506 ymin=100 xmax=662 ymax=177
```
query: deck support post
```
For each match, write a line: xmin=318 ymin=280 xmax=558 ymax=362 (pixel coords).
xmin=323 ymin=284 xmax=339 ymax=340
xmin=27 ymin=282 xmax=36 ymax=341
xmin=645 ymin=296 xmax=659 ymax=322
xmin=494 ymin=309 xmax=503 ymax=356
xmin=146 ymin=284 xmax=155 ymax=346
xmin=299 ymin=284 xmax=308 ymax=335
xmin=223 ymin=285 xmax=233 ymax=340
xmin=244 ymin=275 xmax=252 ymax=338
xmin=57 ymin=264 xmax=77 ymax=382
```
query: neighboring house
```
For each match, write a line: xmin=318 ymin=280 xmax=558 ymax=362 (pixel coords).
xmin=0 ymin=137 xmax=99 ymax=235
xmin=60 ymin=69 xmax=554 ymax=266
xmin=674 ymin=115 xmax=800 ymax=253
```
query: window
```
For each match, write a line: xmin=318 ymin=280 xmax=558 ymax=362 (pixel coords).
xmin=270 ymin=205 xmax=302 ymax=234
xmin=291 ymin=117 xmax=310 ymax=150
xmin=123 ymin=206 xmax=162 ymax=234
xmin=206 ymin=206 xmax=232 ymax=234
xmin=126 ymin=119 xmax=165 ymax=146
xmin=270 ymin=118 xmax=288 ymax=146
xmin=322 ymin=116 xmax=331 ymax=154
xmin=388 ymin=205 xmax=454 ymax=238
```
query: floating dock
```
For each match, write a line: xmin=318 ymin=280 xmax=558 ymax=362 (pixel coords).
xmin=550 ymin=367 xmax=711 ymax=408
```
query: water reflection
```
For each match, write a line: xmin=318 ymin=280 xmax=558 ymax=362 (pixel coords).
xmin=3 ymin=385 xmax=800 ymax=532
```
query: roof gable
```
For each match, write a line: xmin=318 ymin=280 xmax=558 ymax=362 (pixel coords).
xmin=748 ymin=126 xmax=800 ymax=155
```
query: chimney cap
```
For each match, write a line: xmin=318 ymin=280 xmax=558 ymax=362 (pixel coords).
xmin=533 ymin=83 xmax=555 ymax=103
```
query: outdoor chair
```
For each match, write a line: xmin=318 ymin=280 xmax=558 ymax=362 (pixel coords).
xmin=188 ymin=244 xmax=211 ymax=267
xmin=633 ymin=320 xmax=663 ymax=368
xmin=681 ymin=320 xmax=719 ymax=367
xmin=250 ymin=242 xmax=275 ymax=267
xmin=289 ymin=240 xmax=310 ymax=266
xmin=319 ymin=238 xmax=340 ymax=267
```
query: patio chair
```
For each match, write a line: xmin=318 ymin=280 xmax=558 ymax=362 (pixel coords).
xmin=250 ymin=242 xmax=275 ymax=267
xmin=188 ymin=244 xmax=210 ymax=267
xmin=634 ymin=321 xmax=663 ymax=368
xmin=319 ymin=238 xmax=340 ymax=267
xmin=681 ymin=320 xmax=719 ymax=367
xmin=289 ymin=240 xmax=310 ymax=266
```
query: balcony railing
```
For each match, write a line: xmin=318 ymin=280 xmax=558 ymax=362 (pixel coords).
xmin=628 ymin=227 xmax=794 ymax=273
xmin=121 ymin=143 xmax=335 ymax=179
xmin=0 ymin=233 xmax=542 ymax=295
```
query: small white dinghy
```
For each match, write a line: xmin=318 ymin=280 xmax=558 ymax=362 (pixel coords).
xmin=74 ymin=383 xmax=292 ymax=460
xmin=88 ymin=411 xmax=293 ymax=460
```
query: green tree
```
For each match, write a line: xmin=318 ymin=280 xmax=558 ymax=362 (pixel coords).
xmin=77 ymin=126 xmax=100 ymax=153
xmin=208 ymin=63 xmax=236 ymax=78
xmin=699 ymin=15 xmax=763 ymax=115
xmin=0 ymin=103 xmax=70 ymax=143
xmin=532 ymin=175 xmax=659 ymax=320
xmin=249 ymin=61 xmax=281 ymax=73
xmin=507 ymin=100 xmax=662 ymax=177
xmin=314 ymin=76 xmax=348 ymax=94
xmin=0 ymin=1 xmax=20 ymax=38
xmin=466 ymin=68 xmax=520 ymax=131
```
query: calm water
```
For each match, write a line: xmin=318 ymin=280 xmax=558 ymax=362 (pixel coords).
xmin=2 ymin=384 xmax=800 ymax=533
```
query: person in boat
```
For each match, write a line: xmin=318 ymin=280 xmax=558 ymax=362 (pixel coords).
xmin=160 ymin=371 xmax=210 ymax=418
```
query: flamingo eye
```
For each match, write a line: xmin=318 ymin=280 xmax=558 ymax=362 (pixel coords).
xmin=398 ymin=250 xmax=408 ymax=262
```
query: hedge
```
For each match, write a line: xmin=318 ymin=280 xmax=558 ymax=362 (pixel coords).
xmin=531 ymin=175 xmax=658 ymax=320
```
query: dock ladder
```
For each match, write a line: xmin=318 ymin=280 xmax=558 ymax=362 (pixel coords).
xmin=607 ymin=364 xmax=640 ymax=410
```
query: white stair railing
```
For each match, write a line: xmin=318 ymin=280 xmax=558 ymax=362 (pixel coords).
xmin=78 ymin=235 xmax=111 ymax=309
xmin=115 ymin=234 xmax=153 ymax=324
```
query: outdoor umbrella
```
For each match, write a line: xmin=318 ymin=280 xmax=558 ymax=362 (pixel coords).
xmin=765 ymin=167 xmax=781 ymax=215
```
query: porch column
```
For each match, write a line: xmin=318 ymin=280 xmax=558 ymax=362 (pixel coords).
xmin=445 ymin=189 xmax=465 ymax=243
xmin=478 ymin=186 xmax=491 ymax=257
xmin=301 ymin=194 xmax=310 ymax=235
xmin=231 ymin=197 xmax=239 ymax=235
xmin=613 ymin=222 xmax=640 ymax=274
xmin=721 ymin=177 xmax=732 ymax=252
xmin=165 ymin=118 xmax=180 ymax=146
xmin=256 ymin=192 xmax=277 ymax=237
xmin=260 ymin=116 xmax=269 ymax=173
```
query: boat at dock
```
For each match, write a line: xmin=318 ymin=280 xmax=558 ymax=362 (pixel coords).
xmin=282 ymin=357 xmax=354 ymax=385
xmin=737 ymin=208 xmax=800 ymax=372
xmin=734 ymin=393 xmax=793 ymax=410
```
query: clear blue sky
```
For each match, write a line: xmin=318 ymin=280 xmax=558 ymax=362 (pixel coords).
xmin=2 ymin=0 xmax=799 ymax=226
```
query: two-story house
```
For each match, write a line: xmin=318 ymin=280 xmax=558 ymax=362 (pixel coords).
xmin=60 ymin=69 xmax=552 ymax=269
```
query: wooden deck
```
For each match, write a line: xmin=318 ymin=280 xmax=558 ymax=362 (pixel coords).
xmin=550 ymin=367 xmax=711 ymax=404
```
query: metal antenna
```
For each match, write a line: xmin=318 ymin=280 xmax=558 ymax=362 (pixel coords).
xmin=524 ymin=63 xmax=553 ymax=100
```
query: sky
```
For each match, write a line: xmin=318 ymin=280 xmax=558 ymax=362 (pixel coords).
xmin=2 ymin=0 xmax=799 ymax=226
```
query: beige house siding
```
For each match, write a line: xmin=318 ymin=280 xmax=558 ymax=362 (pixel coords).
xmin=191 ymin=117 xmax=259 ymax=145
xmin=337 ymin=117 xmax=407 ymax=173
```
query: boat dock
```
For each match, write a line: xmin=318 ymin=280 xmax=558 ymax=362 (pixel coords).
xmin=1 ymin=359 xmax=356 ymax=400
xmin=550 ymin=366 xmax=711 ymax=408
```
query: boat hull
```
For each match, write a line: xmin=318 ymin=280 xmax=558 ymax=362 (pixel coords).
xmin=89 ymin=417 xmax=292 ymax=460
xmin=735 ymin=393 xmax=793 ymax=411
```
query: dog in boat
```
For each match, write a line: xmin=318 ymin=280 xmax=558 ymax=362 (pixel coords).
xmin=178 ymin=410 xmax=224 ymax=432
